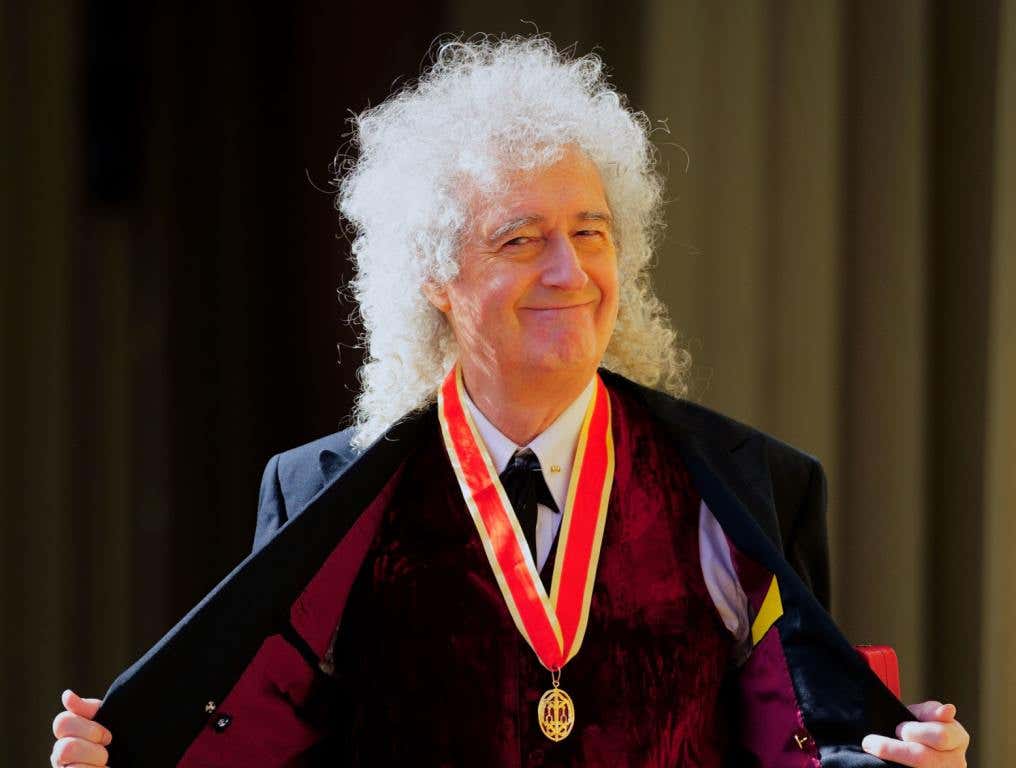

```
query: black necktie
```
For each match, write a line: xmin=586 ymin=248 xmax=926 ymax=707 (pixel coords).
xmin=498 ymin=448 xmax=559 ymax=579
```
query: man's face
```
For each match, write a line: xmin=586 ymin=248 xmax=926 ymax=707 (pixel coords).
xmin=425 ymin=145 xmax=619 ymax=385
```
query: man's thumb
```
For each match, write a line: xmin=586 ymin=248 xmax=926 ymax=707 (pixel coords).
xmin=62 ymin=689 xmax=103 ymax=718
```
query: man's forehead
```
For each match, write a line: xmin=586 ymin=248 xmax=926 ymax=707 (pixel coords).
xmin=461 ymin=148 xmax=613 ymax=242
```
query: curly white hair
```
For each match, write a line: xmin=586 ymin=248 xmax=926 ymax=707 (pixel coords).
xmin=335 ymin=34 xmax=691 ymax=449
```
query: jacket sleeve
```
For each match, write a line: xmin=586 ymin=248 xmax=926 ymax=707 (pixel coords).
xmin=252 ymin=453 xmax=287 ymax=552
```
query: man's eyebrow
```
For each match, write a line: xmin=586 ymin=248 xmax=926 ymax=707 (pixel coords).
xmin=577 ymin=210 xmax=613 ymax=227
xmin=487 ymin=215 xmax=543 ymax=244
xmin=485 ymin=210 xmax=614 ymax=243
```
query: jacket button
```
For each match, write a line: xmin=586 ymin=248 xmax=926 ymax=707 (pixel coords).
xmin=204 ymin=701 xmax=216 ymax=714
xmin=212 ymin=714 xmax=232 ymax=733
xmin=793 ymin=730 xmax=812 ymax=750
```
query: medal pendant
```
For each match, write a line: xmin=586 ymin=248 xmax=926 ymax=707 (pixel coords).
xmin=538 ymin=669 xmax=574 ymax=741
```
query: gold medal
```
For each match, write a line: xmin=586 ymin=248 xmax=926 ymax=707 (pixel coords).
xmin=538 ymin=667 xmax=575 ymax=741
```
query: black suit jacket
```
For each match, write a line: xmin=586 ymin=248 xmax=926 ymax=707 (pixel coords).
xmin=95 ymin=370 xmax=908 ymax=766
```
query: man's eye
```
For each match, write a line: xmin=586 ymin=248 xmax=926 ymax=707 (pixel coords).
xmin=504 ymin=237 xmax=532 ymax=247
xmin=577 ymin=230 xmax=602 ymax=237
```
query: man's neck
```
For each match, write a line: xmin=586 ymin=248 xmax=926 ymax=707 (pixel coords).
xmin=460 ymin=363 xmax=597 ymax=446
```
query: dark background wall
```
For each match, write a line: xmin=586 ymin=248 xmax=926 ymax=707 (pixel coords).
xmin=2 ymin=1 xmax=457 ymax=759
xmin=2 ymin=1 xmax=1013 ymax=764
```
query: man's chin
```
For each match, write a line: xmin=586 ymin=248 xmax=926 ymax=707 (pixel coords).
xmin=520 ymin=349 xmax=600 ymax=379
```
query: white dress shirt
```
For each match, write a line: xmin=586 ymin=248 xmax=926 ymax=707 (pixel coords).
xmin=461 ymin=377 xmax=753 ymax=665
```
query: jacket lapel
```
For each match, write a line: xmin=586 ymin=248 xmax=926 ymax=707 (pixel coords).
xmin=600 ymin=370 xmax=914 ymax=764
xmin=95 ymin=407 xmax=437 ymax=766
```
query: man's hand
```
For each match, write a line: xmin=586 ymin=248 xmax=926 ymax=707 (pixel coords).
xmin=862 ymin=700 xmax=969 ymax=767
xmin=51 ymin=689 xmax=111 ymax=767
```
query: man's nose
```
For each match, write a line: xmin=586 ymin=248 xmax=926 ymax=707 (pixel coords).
xmin=540 ymin=231 xmax=589 ymax=291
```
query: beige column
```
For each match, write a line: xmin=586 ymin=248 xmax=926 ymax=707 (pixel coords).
xmin=979 ymin=0 xmax=1016 ymax=762
xmin=836 ymin=0 xmax=929 ymax=700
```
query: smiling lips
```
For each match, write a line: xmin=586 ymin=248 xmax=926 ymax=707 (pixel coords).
xmin=521 ymin=300 xmax=595 ymax=312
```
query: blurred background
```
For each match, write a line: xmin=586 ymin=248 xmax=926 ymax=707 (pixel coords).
xmin=2 ymin=0 xmax=1013 ymax=764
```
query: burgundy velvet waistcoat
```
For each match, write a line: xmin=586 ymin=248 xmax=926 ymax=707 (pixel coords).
xmin=330 ymin=386 xmax=735 ymax=767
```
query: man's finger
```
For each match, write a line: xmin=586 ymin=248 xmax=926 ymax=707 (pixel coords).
xmin=896 ymin=719 xmax=966 ymax=751
xmin=861 ymin=734 xmax=937 ymax=767
xmin=61 ymin=689 xmax=103 ymax=719
xmin=53 ymin=710 xmax=113 ymax=745
xmin=907 ymin=699 xmax=956 ymax=722
xmin=51 ymin=735 xmax=109 ymax=767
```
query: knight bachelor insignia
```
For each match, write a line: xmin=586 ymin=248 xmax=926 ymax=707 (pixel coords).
xmin=538 ymin=683 xmax=575 ymax=741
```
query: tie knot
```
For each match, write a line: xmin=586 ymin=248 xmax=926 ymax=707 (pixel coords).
xmin=508 ymin=447 xmax=542 ymax=474
xmin=500 ymin=448 xmax=559 ymax=516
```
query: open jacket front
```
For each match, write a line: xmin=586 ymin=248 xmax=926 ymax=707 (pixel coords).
xmin=95 ymin=371 xmax=912 ymax=766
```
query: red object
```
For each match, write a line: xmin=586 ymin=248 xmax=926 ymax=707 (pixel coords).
xmin=855 ymin=645 xmax=902 ymax=698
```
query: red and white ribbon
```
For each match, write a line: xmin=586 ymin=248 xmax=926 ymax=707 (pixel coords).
xmin=437 ymin=364 xmax=615 ymax=671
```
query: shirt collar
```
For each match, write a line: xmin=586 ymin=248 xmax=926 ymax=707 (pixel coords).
xmin=460 ymin=376 xmax=597 ymax=515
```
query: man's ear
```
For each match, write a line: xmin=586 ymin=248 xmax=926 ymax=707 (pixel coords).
xmin=421 ymin=280 xmax=451 ymax=313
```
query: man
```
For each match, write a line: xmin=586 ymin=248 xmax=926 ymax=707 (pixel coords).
xmin=52 ymin=35 xmax=969 ymax=766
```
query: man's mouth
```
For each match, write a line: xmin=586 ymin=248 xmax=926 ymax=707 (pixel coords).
xmin=521 ymin=300 xmax=595 ymax=312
